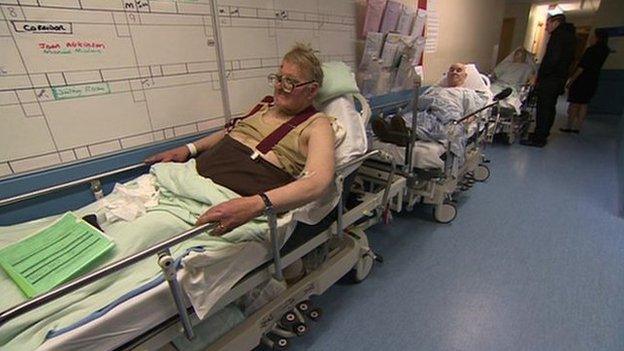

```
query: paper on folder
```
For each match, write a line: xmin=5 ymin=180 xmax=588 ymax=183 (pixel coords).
xmin=0 ymin=212 xmax=115 ymax=298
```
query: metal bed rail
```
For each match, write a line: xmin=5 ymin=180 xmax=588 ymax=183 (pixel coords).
xmin=0 ymin=221 xmax=216 ymax=328
xmin=0 ymin=162 xmax=148 ymax=208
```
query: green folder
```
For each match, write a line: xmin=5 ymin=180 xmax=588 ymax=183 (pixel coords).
xmin=0 ymin=212 xmax=115 ymax=298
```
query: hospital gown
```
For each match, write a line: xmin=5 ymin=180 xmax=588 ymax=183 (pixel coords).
xmin=404 ymin=86 xmax=488 ymax=164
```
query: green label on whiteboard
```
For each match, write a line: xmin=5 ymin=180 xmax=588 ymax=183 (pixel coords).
xmin=52 ymin=83 xmax=110 ymax=100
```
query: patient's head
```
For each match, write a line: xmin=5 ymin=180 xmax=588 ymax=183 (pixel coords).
xmin=447 ymin=63 xmax=467 ymax=87
xmin=513 ymin=49 xmax=527 ymax=63
xmin=271 ymin=43 xmax=323 ymax=115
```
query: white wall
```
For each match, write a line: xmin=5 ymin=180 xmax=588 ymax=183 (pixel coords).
xmin=422 ymin=0 xmax=505 ymax=84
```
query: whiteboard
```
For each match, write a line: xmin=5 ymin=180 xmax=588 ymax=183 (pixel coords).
xmin=0 ymin=0 xmax=356 ymax=178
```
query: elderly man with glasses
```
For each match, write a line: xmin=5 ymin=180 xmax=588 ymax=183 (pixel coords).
xmin=146 ymin=43 xmax=335 ymax=236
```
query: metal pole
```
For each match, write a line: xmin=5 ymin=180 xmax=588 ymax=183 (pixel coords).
xmin=158 ymin=249 xmax=195 ymax=340
xmin=406 ymin=71 xmax=422 ymax=172
xmin=0 ymin=222 xmax=216 ymax=327
xmin=379 ymin=151 xmax=397 ymax=209
xmin=209 ymin=0 xmax=232 ymax=123
xmin=0 ymin=163 xmax=146 ymax=208
xmin=336 ymin=180 xmax=344 ymax=241
xmin=266 ymin=209 xmax=283 ymax=281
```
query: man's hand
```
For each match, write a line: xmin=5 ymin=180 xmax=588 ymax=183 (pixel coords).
xmin=565 ymin=79 xmax=574 ymax=90
xmin=196 ymin=196 xmax=265 ymax=236
xmin=145 ymin=145 xmax=191 ymax=164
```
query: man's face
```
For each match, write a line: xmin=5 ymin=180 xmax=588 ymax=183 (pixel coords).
xmin=447 ymin=63 xmax=467 ymax=87
xmin=545 ymin=19 xmax=559 ymax=34
xmin=272 ymin=60 xmax=318 ymax=114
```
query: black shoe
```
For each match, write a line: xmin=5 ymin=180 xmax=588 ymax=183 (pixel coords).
xmin=390 ymin=115 xmax=409 ymax=134
xmin=371 ymin=117 xmax=389 ymax=139
xmin=372 ymin=117 xmax=409 ymax=146
xmin=520 ymin=138 xmax=547 ymax=148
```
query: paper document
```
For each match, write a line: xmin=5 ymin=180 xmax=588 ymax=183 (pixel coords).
xmin=0 ymin=212 xmax=114 ymax=298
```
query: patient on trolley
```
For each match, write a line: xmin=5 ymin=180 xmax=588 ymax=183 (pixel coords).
xmin=0 ymin=45 xmax=343 ymax=350
xmin=372 ymin=63 xmax=487 ymax=162
xmin=490 ymin=48 xmax=535 ymax=114
xmin=146 ymin=43 xmax=335 ymax=235
xmin=491 ymin=48 xmax=535 ymax=89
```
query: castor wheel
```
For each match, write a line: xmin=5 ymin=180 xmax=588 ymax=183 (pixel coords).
xmin=433 ymin=202 xmax=457 ymax=224
xmin=473 ymin=164 xmax=490 ymax=182
xmin=280 ymin=310 xmax=297 ymax=326
xmin=262 ymin=333 xmax=289 ymax=350
xmin=308 ymin=308 xmax=322 ymax=321
xmin=292 ymin=322 xmax=308 ymax=336
xmin=348 ymin=250 xmax=374 ymax=283
xmin=296 ymin=300 xmax=311 ymax=313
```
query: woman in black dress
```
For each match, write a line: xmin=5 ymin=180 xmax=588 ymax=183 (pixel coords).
xmin=561 ymin=29 xmax=611 ymax=133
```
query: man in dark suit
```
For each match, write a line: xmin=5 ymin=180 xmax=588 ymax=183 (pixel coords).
xmin=521 ymin=14 xmax=576 ymax=147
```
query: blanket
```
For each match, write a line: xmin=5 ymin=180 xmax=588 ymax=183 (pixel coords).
xmin=0 ymin=160 xmax=270 ymax=350
xmin=403 ymin=86 xmax=487 ymax=164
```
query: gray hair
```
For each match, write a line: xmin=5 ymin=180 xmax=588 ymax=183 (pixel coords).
xmin=283 ymin=43 xmax=323 ymax=87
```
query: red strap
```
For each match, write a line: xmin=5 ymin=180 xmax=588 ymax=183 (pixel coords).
xmin=255 ymin=105 xmax=318 ymax=155
xmin=225 ymin=95 xmax=274 ymax=132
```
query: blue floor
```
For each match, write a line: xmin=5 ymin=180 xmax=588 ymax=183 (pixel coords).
xmin=288 ymin=113 xmax=624 ymax=350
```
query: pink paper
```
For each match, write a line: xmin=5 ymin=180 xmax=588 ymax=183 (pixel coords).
xmin=379 ymin=0 xmax=402 ymax=33
xmin=362 ymin=0 xmax=387 ymax=35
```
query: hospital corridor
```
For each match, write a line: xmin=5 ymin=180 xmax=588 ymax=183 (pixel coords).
xmin=289 ymin=102 xmax=624 ymax=351
xmin=1 ymin=0 xmax=623 ymax=350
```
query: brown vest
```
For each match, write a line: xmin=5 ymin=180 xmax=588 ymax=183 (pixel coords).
xmin=195 ymin=135 xmax=294 ymax=196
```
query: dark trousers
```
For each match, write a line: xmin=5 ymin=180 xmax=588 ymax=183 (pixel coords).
xmin=534 ymin=79 xmax=564 ymax=141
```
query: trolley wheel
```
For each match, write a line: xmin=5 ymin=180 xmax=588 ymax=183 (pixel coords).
xmin=273 ymin=337 xmax=289 ymax=350
xmin=433 ymin=203 xmax=457 ymax=224
xmin=280 ymin=311 xmax=297 ymax=326
xmin=296 ymin=300 xmax=311 ymax=313
xmin=308 ymin=308 xmax=322 ymax=321
xmin=348 ymin=251 xmax=374 ymax=283
xmin=345 ymin=230 xmax=374 ymax=284
xmin=293 ymin=323 xmax=308 ymax=337
xmin=473 ymin=164 xmax=490 ymax=182
xmin=263 ymin=333 xmax=289 ymax=350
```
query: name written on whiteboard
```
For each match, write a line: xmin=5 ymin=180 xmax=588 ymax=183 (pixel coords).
xmin=38 ymin=41 xmax=107 ymax=55
xmin=12 ymin=21 xmax=73 ymax=34
xmin=52 ymin=83 xmax=111 ymax=100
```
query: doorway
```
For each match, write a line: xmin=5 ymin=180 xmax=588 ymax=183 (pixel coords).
xmin=497 ymin=17 xmax=516 ymax=64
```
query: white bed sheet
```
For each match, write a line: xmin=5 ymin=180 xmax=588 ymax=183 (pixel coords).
xmin=372 ymin=138 xmax=446 ymax=170
xmin=38 ymin=240 xmax=272 ymax=351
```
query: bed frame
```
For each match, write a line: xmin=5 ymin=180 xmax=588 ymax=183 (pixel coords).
xmin=0 ymin=144 xmax=406 ymax=351
xmin=366 ymin=73 xmax=494 ymax=224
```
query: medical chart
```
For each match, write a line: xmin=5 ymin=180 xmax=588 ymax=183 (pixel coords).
xmin=0 ymin=212 xmax=114 ymax=298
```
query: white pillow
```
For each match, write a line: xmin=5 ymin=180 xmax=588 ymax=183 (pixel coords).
xmin=315 ymin=62 xmax=360 ymax=104
xmin=293 ymin=95 xmax=367 ymax=225
xmin=319 ymin=95 xmax=368 ymax=167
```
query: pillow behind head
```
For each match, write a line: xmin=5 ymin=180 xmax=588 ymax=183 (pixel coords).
xmin=320 ymin=95 xmax=368 ymax=168
xmin=315 ymin=61 xmax=360 ymax=105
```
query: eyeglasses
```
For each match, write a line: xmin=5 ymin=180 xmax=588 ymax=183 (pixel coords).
xmin=267 ymin=73 xmax=316 ymax=94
